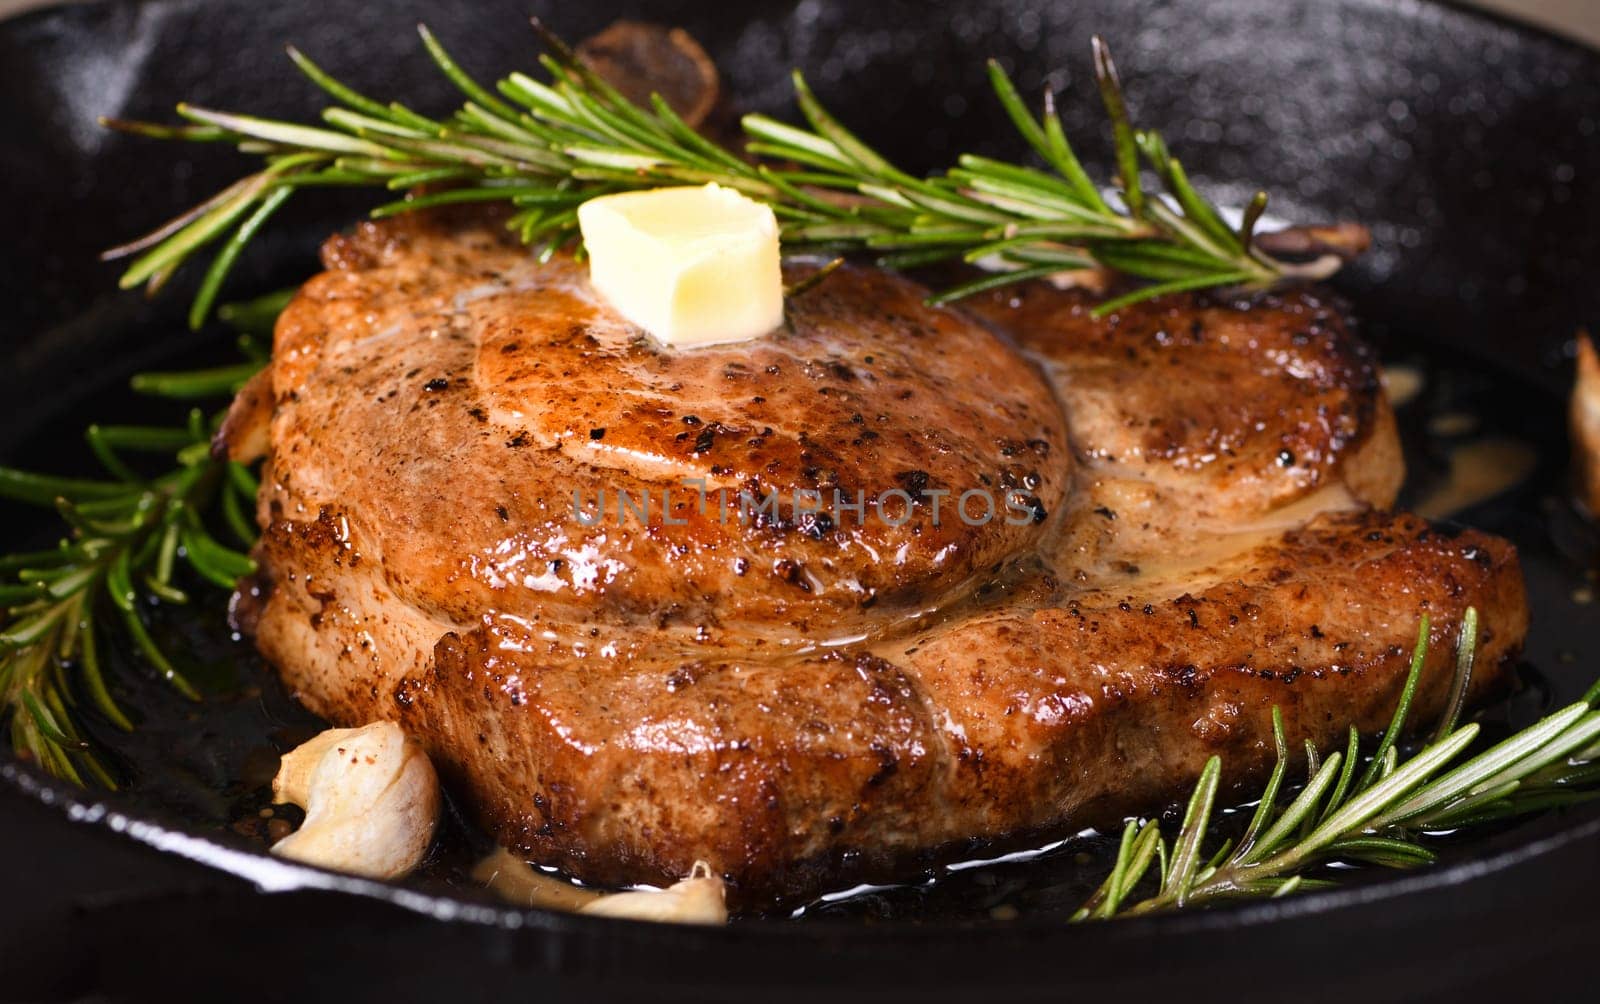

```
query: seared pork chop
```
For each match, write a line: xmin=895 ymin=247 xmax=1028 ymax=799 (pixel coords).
xmin=225 ymin=212 xmax=1526 ymax=908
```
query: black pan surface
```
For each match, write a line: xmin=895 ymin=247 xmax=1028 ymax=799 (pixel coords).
xmin=2 ymin=0 xmax=1599 ymax=1000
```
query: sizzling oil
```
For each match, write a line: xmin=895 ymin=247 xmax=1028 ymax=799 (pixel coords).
xmin=0 ymin=338 xmax=1584 ymax=925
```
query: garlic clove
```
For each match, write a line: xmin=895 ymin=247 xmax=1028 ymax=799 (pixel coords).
xmin=270 ymin=721 xmax=440 ymax=880
xmin=271 ymin=727 xmax=356 ymax=807
xmin=1572 ymin=332 xmax=1600 ymax=514
xmin=579 ymin=862 xmax=728 ymax=924
xmin=473 ymin=847 xmax=605 ymax=911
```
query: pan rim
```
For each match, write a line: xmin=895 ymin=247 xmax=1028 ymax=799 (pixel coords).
xmin=3 ymin=0 xmax=1599 ymax=943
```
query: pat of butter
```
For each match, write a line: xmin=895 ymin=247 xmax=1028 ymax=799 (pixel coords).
xmin=577 ymin=183 xmax=784 ymax=348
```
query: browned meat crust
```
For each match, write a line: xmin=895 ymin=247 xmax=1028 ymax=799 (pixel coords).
xmin=397 ymin=510 xmax=1522 ymax=900
xmin=231 ymin=212 xmax=1527 ymax=909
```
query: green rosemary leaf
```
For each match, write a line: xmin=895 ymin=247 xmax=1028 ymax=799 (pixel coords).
xmin=1090 ymin=36 xmax=1144 ymax=219
xmin=116 ymin=600 xmax=200 ymax=701
xmin=153 ymin=516 xmax=181 ymax=588
xmin=21 ymin=690 xmax=86 ymax=750
xmin=1114 ymin=821 xmax=1164 ymax=914
xmin=1384 ymin=707 xmax=1600 ymax=828
xmin=0 ymin=584 xmax=45 ymax=605
xmin=74 ymin=609 xmax=132 ymax=731
xmin=1040 ymin=88 xmax=1110 ymax=213
xmin=648 ymin=94 xmax=748 ymax=175
xmin=177 ymin=104 xmax=390 ymax=157
xmin=925 ymin=265 xmax=1064 ymax=305
xmin=1434 ymin=607 xmax=1479 ymax=742
xmin=1088 ymin=271 xmax=1259 ymax=317
xmin=287 ymin=45 xmax=407 ymax=125
xmin=82 ymin=426 xmax=149 ymax=484
xmin=1074 ymin=819 xmax=1135 ymax=921
xmin=960 ymin=239 xmax=1091 ymax=269
xmin=1318 ymin=726 xmax=1362 ymax=826
xmin=104 ymin=183 xmax=261 ymax=267
xmin=1142 ymin=200 xmax=1244 ymax=270
xmin=790 ymin=72 xmax=913 ymax=186
xmin=1203 ymin=836 xmax=1236 ymax=874
xmin=1235 ymin=708 xmax=1290 ymax=857
xmin=1166 ymin=756 xmax=1222 ymax=904
xmin=319 ymin=107 xmax=430 ymax=142
xmin=219 ymin=287 xmax=297 ymax=335
xmin=418 ymin=24 xmax=520 ymax=121
xmin=0 ymin=467 xmax=132 ymax=506
xmin=741 ymin=129 xmax=853 ymax=174
xmin=131 ymin=362 xmax=261 ymax=399
xmin=178 ymin=515 xmax=257 ymax=587
xmin=985 ymin=60 xmax=1079 ymax=197
xmin=1359 ymin=616 xmax=1432 ymax=793
xmin=117 ymin=172 xmax=276 ymax=291
xmin=950 ymin=155 xmax=1089 ymax=205
xmin=1325 ymin=836 xmax=1437 ymax=867
xmin=0 ymin=548 xmax=76 ymax=573
xmin=106 ymin=26 xmax=1316 ymax=316
xmin=1077 ymin=605 xmax=1600 ymax=921
xmin=864 ymin=227 xmax=988 ymax=250
xmin=219 ymin=477 xmax=257 ymax=549
xmin=87 ymin=425 xmax=202 ymax=454
xmin=143 ymin=573 xmax=189 ymax=606
xmin=189 ymin=185 xmax=295 ymax=331
xmin=369 ymin=184 xmax=572 ymax=218
xmin=226 ymin=461 xmax=260 ymax=501
xmin=1245 ymin=751 xmax=1346 ymax=863
xmin=1135 ymin=131 xmax=1239 ymax=254
xmin=1090 ymin=239 xmax=1240 ymax=281
xmin=382 ymin=166 xmax=479 ymax=190
xmin=1291 ymin=727 xmax=1481 ymax=862
xmin=953 ymin=174 xmax=1107 ymax=223
xmin=41 ymin=564 xmax=102 ymax=602
xmin=873 ymin=248 xmax=969 ymax=271
xmin=0 ymin=604 xmax=68 ymax=648
xmin=99 ymin=117 xmax=230 ymax=143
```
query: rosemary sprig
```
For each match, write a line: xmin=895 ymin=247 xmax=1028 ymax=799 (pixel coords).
xmin=102 ymin=20 xmax=1334 ymax=328
xmin=1075 ymin=610 xmax=1600 ymax=920
xmin=0 ymin=302 xmax=272 ymax=786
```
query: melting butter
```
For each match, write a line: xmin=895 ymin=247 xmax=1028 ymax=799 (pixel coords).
xmin=577 ymin=183 xmax=783 ymax=347
xmin=1380 ymin=363 xmax=1425 ymax=409
xmin=1085 ymin=483 xmax=1362 ymax=599
xmin=1415 ymin=438 xmax=1536 ymax=519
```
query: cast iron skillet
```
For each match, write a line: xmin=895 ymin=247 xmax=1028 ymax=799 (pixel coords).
xmin=2 ymin=0 xmax=1599 ymax=1000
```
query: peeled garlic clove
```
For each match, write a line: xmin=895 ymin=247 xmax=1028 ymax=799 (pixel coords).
xmin=270 ymin=721 xmax=439 ymax=880
xmin=579 ymin=862 xmax=727 ymax=924
xmin=473 ymin=847 xmax=604 ymax=911
xmin=1572 ymin=332 xmax=1600 ymax=514
xmin=271 ymin=727 xmax=354 ymax=807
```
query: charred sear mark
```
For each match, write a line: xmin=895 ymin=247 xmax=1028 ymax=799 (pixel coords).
xmin=895 ymin=469 xmax=930 ymax=500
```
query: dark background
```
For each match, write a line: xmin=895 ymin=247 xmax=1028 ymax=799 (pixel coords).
xmin=2 ymin=0 xmax=1600 ymax=1000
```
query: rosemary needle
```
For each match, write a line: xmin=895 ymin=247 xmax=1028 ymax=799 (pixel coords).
xmin=1075 ymin=611 xmax=1600 ymax=920
xmin=102 ymin=19 xmax=1335 ymax=329
xmin=0 ymin=298 xmax=274 ymax=786
xmin=9 ymin=22 xmax=1593 ymax=916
